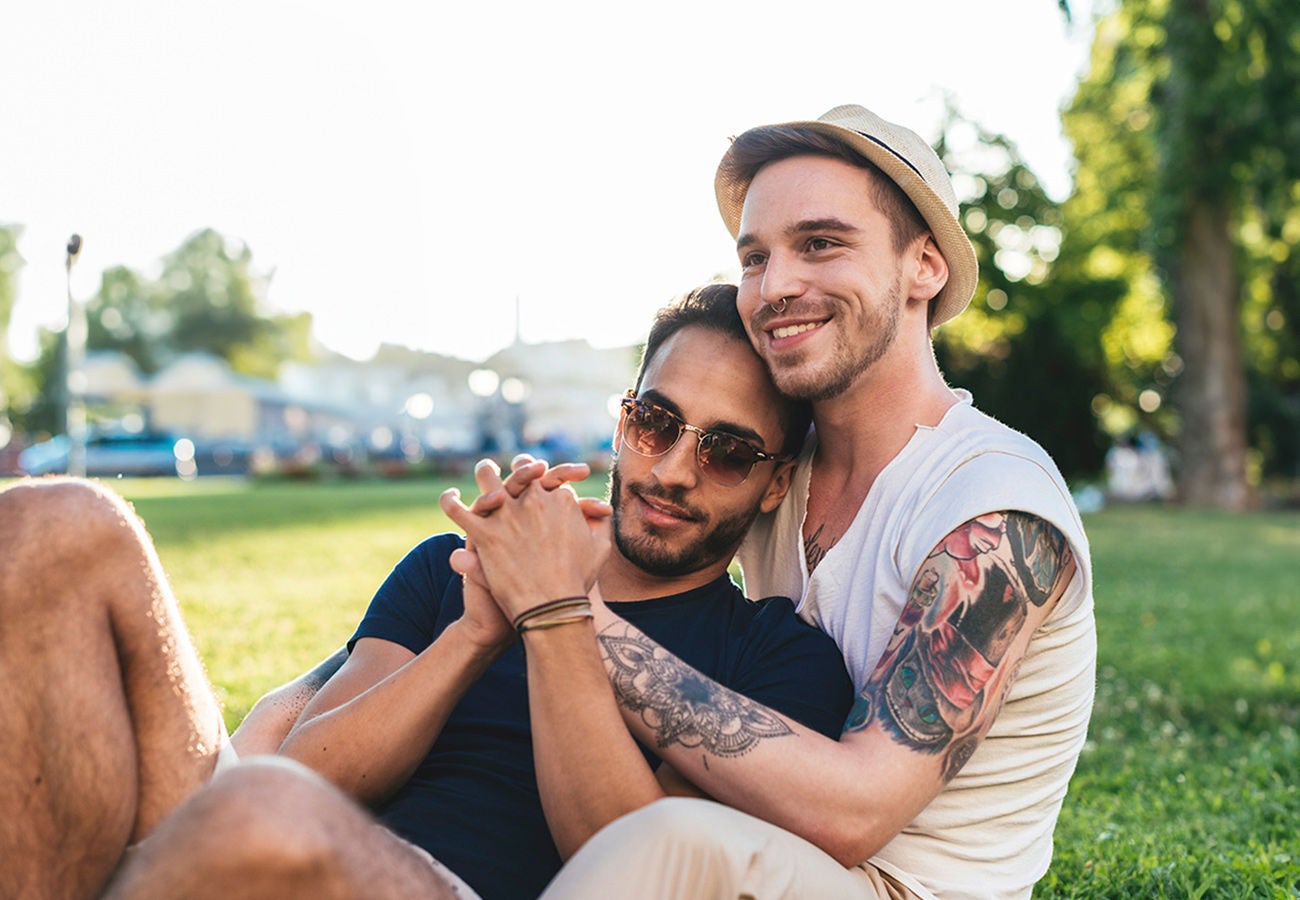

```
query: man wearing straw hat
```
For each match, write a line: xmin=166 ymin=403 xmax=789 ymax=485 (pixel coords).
xmin=459 ymin=105 xmax=1096 ymax=899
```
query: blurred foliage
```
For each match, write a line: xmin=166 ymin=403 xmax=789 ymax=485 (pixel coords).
xmin=11 ymin=228 xmax=313 ymax=435
xmin=933 ymin=0 xmax=1300 ymax=492
xmin=1062 ymin=0 xmax=1300 ymax=499
xmin=935 ymin=110 xmax=1110 ymax=480
xmin=0 ymin=224 xmax=35 ymax=440
xmin=0 ymin=224 xmax=20 ymax=343
xmin=85 ymin=228 xmax=312 ymax=379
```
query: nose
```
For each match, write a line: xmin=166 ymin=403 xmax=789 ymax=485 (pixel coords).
xmin=758 ymin=250 xmax=805 ymax=310
xmin=651 ymin=430 xmax=701 ymax=490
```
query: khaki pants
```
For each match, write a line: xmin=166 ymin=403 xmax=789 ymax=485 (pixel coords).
xmin=541 ymin=798 xmax=924 ymax=900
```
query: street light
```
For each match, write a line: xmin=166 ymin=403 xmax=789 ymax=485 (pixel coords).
xmin=65 ymin=234 xmax=87 ymax=477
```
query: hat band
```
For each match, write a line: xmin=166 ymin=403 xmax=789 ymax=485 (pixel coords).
xmin=853 ymin=130 xmax=926 ymax=183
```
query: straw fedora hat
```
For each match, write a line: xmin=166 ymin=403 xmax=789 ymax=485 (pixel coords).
xmin=715 ymin=104 xmax=979 ymax=328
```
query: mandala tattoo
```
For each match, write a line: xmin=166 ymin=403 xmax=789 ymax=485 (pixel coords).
xmin=597 ymin=632 xmax=793 ymax=757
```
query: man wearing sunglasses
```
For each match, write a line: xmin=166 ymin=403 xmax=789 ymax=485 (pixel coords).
xmin=454 ymin=105 xmax=1096 ymax=899
xmin=0 ymin=283 xmax=854 ymax=899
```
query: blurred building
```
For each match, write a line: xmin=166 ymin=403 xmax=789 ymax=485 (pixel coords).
xmin=69 ymin=338 xmax=639 ymax=469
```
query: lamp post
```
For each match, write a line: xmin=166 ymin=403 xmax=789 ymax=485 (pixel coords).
xmin=65 ymin=234 xmax=86 ymax=477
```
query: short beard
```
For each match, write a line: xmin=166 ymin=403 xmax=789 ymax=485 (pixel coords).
xmin=768 ymin=276 xmax=902 ymax=402
xmin=609 ymin=467 xmax=758 ymax=578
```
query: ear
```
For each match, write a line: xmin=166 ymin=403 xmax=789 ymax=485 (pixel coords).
xmin=909 ymin=234 xmax=949 ymax=304
xmin=758 ymin=459 xmax=797 ymax=514
xmin=611 ymin=407 xmax=625 ymax=454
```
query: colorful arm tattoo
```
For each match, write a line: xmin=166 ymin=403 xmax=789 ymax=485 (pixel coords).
xmin=844 ymin=511 xmax=1073 ymax=782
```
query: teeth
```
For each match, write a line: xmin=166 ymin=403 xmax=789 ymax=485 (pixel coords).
xmin=772 ymin=322 xmax=821 ymax=340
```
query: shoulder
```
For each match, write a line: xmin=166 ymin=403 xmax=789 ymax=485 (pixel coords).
xmin=407 ymin=531 xmax=467 ymax=564
xmin=742 ymin=594 xmax=847 ymax=663
xmin=906 ymin=407 xmax=1090 ymax=585
xmin=354 ymin=533 xmax=467 ymax=653
xmin=382 ymin=532 xmax=467 ymax=586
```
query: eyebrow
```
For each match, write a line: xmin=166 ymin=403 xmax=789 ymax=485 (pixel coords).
xmin=638 ymin=389 xmax=768 ymax=448
xmin=736 ymin=216 xmax=862 ymax=252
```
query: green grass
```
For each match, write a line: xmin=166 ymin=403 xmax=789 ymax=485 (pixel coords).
xmin=17 ymin=477 xmax=1299 ymax=895
xmin=109 ymin=475 xmax=494 ymax=726
xmin=1038 ymin=506 xmax=1300 ymax=898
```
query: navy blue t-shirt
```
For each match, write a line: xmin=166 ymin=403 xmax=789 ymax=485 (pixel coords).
xmin=350 ymin=533 xmax=853 ymax=900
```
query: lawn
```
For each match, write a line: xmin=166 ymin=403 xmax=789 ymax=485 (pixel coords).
xmin=107 ymin=475 xmax=510 ymax=725
xmin=1037 ymin=505 xmax=1299 ymax=898
xmin=21 ymin=476 xmax=1300 ymax=896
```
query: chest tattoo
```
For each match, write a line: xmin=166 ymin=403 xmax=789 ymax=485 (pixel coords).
xmin=804 ymin=521 xmax=835 ymax=572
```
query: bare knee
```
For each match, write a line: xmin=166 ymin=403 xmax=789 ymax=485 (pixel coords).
xmin=185 ymin=758 xmax=363 ymax=871
xmin=3 ymin=475 xmax=128 ymax=517
xmin=1 ymin=477 xmax=144 ymax=564
xmin=108 ymin=758 xmax=382 ymax=900
xmin=0 ymin=478 xmax=156 ymax=617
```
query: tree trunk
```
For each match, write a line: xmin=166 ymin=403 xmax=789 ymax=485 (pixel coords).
xmin=1172 ymin=198 xmax=1251 ymax=509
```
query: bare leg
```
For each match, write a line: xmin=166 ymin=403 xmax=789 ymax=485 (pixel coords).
xmin=0 ymin=478 xmax=226 ymax=898
xmin=106 ymin=757 xmax=465 ymax=900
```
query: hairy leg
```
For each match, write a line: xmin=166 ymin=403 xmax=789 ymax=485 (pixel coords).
xmin=106 ymin=757 xmax=465 ymax=900
xmin=0 ymin=478 xmax=226 ymax=898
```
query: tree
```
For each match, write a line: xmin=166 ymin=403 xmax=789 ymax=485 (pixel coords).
xmin=159 ymin=229 xmax=280 ymax=378
xmin=1065 ymin=0 xmax=1300 ymax=508
xmin=85 ymin=265 xmax=163 ymax=373
xmin=934 ymin=108 xmax=1109 ymax=481
xmin=16 ymin=228 xmax=314 ymax=434
xmin=0 ymin=224 xmax=34 ymax=440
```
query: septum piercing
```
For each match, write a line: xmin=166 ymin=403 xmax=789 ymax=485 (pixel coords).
xmin=769 ymin=297 xmax=789 ymax=314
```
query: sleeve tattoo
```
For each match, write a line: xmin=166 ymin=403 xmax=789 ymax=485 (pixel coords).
xmin=596 ymin=629 xmax=792 ymax=760
xmin=844 ymin=511 xmax=1073 ymax=782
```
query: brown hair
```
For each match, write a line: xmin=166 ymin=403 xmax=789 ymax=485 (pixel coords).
xmin=719 ymin=126 xmax=929 ymax=254
xmin=636 ymin=283 xmax=811 ymax=458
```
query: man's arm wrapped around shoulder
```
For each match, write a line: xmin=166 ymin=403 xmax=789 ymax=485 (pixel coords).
xmin=584 ymin=510 xmax=1076 ymax=868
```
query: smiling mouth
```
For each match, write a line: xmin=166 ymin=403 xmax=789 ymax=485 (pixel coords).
xmin=771 ymin=321 xmax=823 ymax=340
xmin=636 ymin=490 xmax=698 ymax=523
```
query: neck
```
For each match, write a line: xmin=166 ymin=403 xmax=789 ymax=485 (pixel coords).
xmin=812 ymin=336 xmax=958 ymax=488
xmin=596 ymin=548 xmax=732 ymax=603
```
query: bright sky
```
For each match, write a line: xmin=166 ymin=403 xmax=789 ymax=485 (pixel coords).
xmin=2 ymin=0 xmax=1094 ymax=365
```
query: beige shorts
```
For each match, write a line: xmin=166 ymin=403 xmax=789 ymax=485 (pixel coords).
xmin=540 ymin=797 xmax=929 ymax=900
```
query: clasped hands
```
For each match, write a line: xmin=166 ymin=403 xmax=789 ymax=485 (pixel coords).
xmin=440 ymin=455 xmax=613 ymax=648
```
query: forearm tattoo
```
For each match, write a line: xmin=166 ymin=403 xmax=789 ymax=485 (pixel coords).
xmin=844 ymin=512 xmax=1072 ymax=780
xmin=597 ymin=628 xmax=792 ymax=760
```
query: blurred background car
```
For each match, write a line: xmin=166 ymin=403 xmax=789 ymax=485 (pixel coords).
xmin=18 ymin=430 xmax=191 ymax=478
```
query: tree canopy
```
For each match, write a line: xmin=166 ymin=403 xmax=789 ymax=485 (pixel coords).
xmin=85 ymin=228 xmax=311 ymax=380
xmin=1062 ymin=0 xmax=1300 ymax=505
xmin=10 ymin=228 xmax=312 ymax=435
xmin=0 ymin=224 xmax=31 ymax=444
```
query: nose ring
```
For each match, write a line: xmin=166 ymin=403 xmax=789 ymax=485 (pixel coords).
xmin=769 ymin=297 xmax=789 ymax=314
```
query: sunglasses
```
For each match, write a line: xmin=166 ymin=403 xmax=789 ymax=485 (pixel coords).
xmin=619 ymin=392 xmax=789 ymax=487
